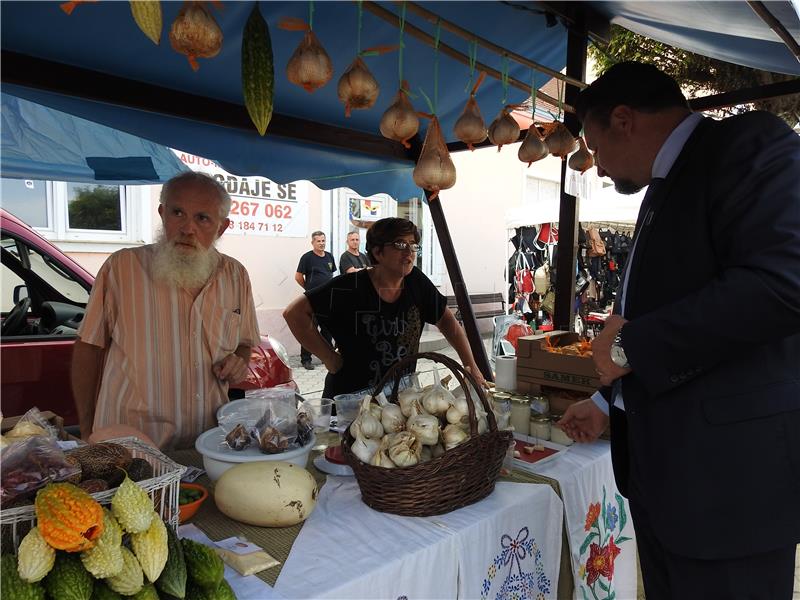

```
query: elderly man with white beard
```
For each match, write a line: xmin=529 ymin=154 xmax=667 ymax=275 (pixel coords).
xmin=71 ymin=172 xmax=260 ymax=449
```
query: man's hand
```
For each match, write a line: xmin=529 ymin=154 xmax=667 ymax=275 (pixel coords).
xmin=557 ymin=399 xmax=609 ymax=443
xmin=213 ymin=353 xmax=249 ymax=384
xmin=591 ymin=314 xmax=631 ymax=386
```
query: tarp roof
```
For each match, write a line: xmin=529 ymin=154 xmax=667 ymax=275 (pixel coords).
xmin=2 ymin=1 xmax=798 ymax=197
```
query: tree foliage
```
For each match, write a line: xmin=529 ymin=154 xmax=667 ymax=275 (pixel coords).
xmin=68 ymin=186 xmax=122 ymax=230
xmin=588 ymin=25 xmax=800 ymax=125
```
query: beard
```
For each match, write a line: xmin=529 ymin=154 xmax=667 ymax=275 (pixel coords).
xmin=152 ymin=231 xmax=220 ymax=289
xmin=613 ymin=178 xmax=645 ymax=195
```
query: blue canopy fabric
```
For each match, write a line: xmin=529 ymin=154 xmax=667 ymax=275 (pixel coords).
xmin=1 ymin=93 xmax=188 ymax=184
xmin=1 ymin=1 xmax=798 ymax=198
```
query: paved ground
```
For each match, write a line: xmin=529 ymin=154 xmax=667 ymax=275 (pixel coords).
xmin=289 ymin=331 xmax=494 ymax=398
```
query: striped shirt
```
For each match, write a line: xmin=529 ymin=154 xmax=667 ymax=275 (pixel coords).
xmin=78 ymin=245 xmax=260 ymax=450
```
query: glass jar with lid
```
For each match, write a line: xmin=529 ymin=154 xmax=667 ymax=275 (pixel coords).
xmin=509 ymin=394 xmax=531 ymax=435
xmin=529 ymin=413 xmax=551 ymax=441
xmin=490 ymin=392 xmax=513 ymax=431
xmin=548 ymin=412 xmax=574 ymax=446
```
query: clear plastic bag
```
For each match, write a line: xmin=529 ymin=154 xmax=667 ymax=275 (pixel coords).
xmin=3 ymin=406 xmax=59 ymax=441
xmin=219 ymin=388 xmax=299 ymax=453
xmin=0 ymin=435 xmax=81 ymax=505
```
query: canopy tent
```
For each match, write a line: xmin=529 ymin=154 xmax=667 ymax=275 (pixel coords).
xmin=2 ymin=0 xmax=799 ymax=380
xmin=505 ymin=184 xmax=644 ymax=228
xmin=1 ymin=93 xmax=187 ymax=184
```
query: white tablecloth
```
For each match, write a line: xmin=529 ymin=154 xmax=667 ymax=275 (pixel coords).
xmin=516 ymin=440 xmax=639 ymax=600
xmin=275 ymin=478 xmax=563 ymax=599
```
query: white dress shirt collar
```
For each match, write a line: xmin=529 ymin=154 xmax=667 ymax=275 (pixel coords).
xmin=651 ymin=112 xmax=705 ymax=179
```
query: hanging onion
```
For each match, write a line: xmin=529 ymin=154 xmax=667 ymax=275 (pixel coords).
xmin=413 ymin=115 xmax=456 ymax=201
xmin=337 ymin=56 xmax=380 ymax=117
xmin=280 ymin=18 xmax=333 ymax=93
xmin=568 ymin=137 xmax=594 ymax=173
xmin=379 ymin=83 xmax=419 ymax=149
xmin=453 ymin=72 xmax=488 ymax=151
xmin=487 ymin=107 xmax=520 ymax=152
xmin=518 ymin=125 xmax=549 ymax=167
xmin=543 ymin=121 xmax=577 ymax=158
xmin=169 ymin=1 xmax=223 ymax=71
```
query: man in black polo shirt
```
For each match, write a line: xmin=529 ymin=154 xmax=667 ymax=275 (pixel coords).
xmin=295 ymin=231 xmax=336 ymax=369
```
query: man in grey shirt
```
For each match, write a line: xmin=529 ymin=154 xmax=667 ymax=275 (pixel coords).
xmin=338 ymin=231 xmax=370 ymax=275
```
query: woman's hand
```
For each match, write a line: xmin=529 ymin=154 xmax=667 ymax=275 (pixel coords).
xmin=464 ymin=365 xmax=487 ymax=389
xmin=325 ymin=351 xmax=343 ymax=374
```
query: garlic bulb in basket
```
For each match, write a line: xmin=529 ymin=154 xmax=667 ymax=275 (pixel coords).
xmin=413 ymin=115 xmax=456 ymax=201
xmin=380 ymin=404 xmax=405 ymax=434
xmin=488 ymin=108 xmax=520 ymax=152
xmin=398 ymin=384 xmax=424 ymax=418
xmin=453 ymin=73 xmax=488 ymax=151
xmin=353 ymin=395 xmax=384 ymax=440
xmin=421 ymin=367 xmax=455 ymax=418
xmin=338 ymin=56 xmax=380 ymax=117
xmin=371 ymin=436 xmax=396 ymax=468
xmin=518 ymin=126 xmax=549 ymax=166
xmin=281 ymin=19 xmax=333 ymax=93
xmin=169 ymin=1 xmax=223 ymax=71
xmin=406 ymin=400 xmax=441 ymax=446
xmin=544 ymin=121 xmax=577 ymax=158
xmin=568 ymin=137 xmax=594 ymax=173
xmin=379 ymin=84 xmax=419 ymax=149
xmin=442 ymin=423 xmax=469 ymax=450
xmin=387 ymin=432 xmax=421 ymax=467
xmin=351 ymin=434 xmax=380 ymax=464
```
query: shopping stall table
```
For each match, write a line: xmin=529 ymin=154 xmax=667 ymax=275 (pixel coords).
xmin=514 ymin=438 xmax=641 ymax=600
xmin=168 ymin=444 xmax=566 ymax=599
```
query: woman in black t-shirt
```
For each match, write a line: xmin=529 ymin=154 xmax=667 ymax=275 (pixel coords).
xmin=283 ymin=218 xmax=485 ymax=398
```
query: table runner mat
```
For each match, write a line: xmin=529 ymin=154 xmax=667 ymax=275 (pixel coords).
xmin=168 ymin=447 xmax=572 ymax=591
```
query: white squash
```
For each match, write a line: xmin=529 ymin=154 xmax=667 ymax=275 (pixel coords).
xmin=214 ymin=461 xmax=318 ymax=527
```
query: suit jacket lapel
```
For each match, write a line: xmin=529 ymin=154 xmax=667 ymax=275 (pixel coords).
xmin=624 ymin=117 xmax=715 ymax=316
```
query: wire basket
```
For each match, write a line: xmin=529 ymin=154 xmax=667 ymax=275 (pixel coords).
xmin=342 ymin=352 xmax=513 ymax=517
xmin=0 ymin=437 xmax=185 ymax=552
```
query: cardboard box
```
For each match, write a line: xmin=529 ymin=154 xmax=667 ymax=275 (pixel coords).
xmin=516 ymin=331 xmax=601 ymax=393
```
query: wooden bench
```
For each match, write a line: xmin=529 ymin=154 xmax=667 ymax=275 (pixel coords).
xmin=446 ymin=293 xmax=506 ymax=323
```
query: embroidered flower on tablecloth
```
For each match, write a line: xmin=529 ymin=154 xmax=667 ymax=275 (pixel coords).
xmin=605 ymin=504 xmax=618 ymax=530
xmin=577 ymin=488 xmax=632 ymax=600
xmin=481 ymin=527 xmax=551 ymax=600
xmin=584 ymin=502 xmax=601 ymax=531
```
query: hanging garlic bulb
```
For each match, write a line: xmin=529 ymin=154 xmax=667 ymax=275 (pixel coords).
xmin=421 ymin=367 xmax=455 ymax=418
xmin=338 ymin=56 xmax=380 ymax=117
xmin=169 ymin=1 xmax=223 ymax=71
xmin=518 ymin=125 xmax=549 ymax=166
xmin=380 ymin=83 xmax=419 ymax=149
xmin=351 ymin=433 xmax=380 ymax=464
xmin=442 ymin=423 xmax=469 ymax=450
xmin=544 ymin=121 xmax=578 ymax=158
xmin=380 ymin=404 xmax=405 ymax=434
xmin=406 ymin=400 xmax=441 ymax=446
xmin=282 ymin=20 xmax=333 ymax=93
xmin=488 ymin=107 xmax=520 ymax=152
xmin=453 ymin=72 xmax=488 ymax=151
xmin=568 ymin=136 xmax=594 ymax=173
xmin=412 ymin=115 xmax=456 ymax=201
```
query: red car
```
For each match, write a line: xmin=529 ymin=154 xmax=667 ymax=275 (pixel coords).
xmin=0 ymin=209 xmax=294 ymax=431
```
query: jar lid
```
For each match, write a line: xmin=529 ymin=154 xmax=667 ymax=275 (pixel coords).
xmin=510 ymin=395 xmax=530 ymax=404
xmin=492 ymin=392 xmax=512 ymax=400
xmin=530 ymin=414 xmax=551 ymax=423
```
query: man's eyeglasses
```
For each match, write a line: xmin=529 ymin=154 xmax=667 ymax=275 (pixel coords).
xmin=385 ymin=241 xmax=421 ymax=253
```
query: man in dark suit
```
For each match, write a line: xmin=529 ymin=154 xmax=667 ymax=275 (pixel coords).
xmin=558 ymin=62 xmax=800 ymax=599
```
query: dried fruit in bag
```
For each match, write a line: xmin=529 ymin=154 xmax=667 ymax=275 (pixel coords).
xmin=281 ymin=18 xmax=333 ymax=93
xmin=413 ymin=115 xmax=456 ymax=200
xmin=518 ymin=125 xmax=549 ymax=166
xmin=453 ymin=72 xmax=488 ymax=150
xmin=488 ymin=106 xmax=520 ymax=151
xmin=169 ymin=1 xmax=223 ymax=72
xmin=338 ymin=56 xmax=380 ymax=117
xmin=379 ymin=83 xmax=419 ymax=148
xmin=568 ymin=136 xmax=595 ymax=173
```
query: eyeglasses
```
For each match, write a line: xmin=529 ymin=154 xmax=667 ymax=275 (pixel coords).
xmin=384 ymin=241 xmax=421 ymax=253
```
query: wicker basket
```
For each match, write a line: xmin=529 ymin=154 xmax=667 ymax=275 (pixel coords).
xmin=0 ymin=437 xmax=185 ymax=552
xmin=342 ymin=352 xmax=513 ymax=517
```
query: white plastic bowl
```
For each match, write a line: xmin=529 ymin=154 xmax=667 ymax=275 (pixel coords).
xmin=195 ymin=426 xmax=315 ymax=482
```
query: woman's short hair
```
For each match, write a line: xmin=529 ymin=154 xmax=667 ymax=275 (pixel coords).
xmin=160 ymin=171 xmax=232 ymax=218
xmin=575 ymin=61 xmax=689 ymax=128
xmin=366 ymin=218 xmax=420 ymax=263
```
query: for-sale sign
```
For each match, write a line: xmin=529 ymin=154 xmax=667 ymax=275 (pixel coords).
xmin=174 ymin=151 xmax=310 ymax=238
